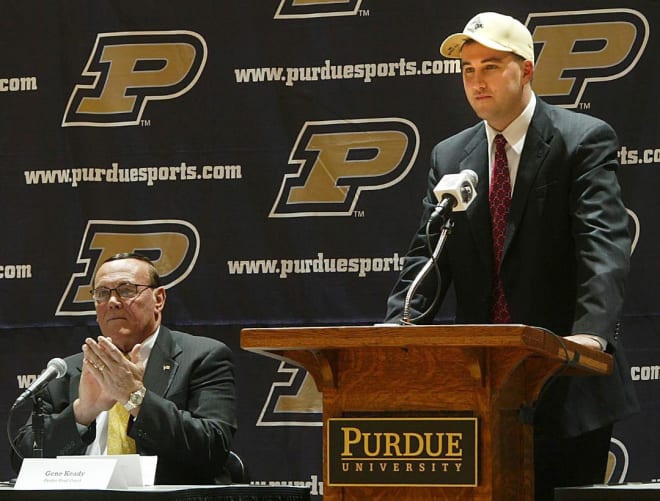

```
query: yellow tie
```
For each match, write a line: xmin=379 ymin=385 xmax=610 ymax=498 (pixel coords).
xmin=107 ymin=401 xmax=137 ymax=455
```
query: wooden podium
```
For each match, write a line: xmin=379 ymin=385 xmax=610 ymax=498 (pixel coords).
xmin=240 ymin=324 xmax=612 ymax=501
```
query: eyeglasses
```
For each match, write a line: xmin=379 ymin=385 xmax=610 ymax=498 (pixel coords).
xmin=90 ymin=283 xmax=154 ymax=303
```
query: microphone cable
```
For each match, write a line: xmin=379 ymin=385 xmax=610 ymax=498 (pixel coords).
xmin=6 ymin=401 xmax=25 ymax=462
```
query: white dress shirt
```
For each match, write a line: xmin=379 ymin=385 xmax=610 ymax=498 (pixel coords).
xmin=485 ymin=92 xmax=537 ymax=194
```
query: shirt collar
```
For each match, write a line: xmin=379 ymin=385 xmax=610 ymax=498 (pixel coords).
xmin=485 ymin=93 xmax=536 ymax=154
xmin=136 ymin=326 xmax=159 ymax=366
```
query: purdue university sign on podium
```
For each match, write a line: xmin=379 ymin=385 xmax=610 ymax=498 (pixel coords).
xmin=241 ymin=325 xmax=612 ymax=501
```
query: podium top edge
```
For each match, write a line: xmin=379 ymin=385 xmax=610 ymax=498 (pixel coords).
xmin=239 ymin=324 xmax=612 ymax=374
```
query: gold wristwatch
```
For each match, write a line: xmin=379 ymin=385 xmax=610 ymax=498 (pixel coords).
xmin=124 ymin=386 xmax=146 ymax=411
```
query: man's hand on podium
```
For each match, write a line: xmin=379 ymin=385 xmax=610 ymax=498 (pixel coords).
xmin=564 ymin=334 xmax=607 ymax=352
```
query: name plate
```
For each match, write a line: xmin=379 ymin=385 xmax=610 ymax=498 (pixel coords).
xmin=15 ymin=455 xmax=157 ymax=490
xmin=15 ymin=458 xmax=117 ymax=490
xmin=327 ymin=417 xmax=478 ymax=486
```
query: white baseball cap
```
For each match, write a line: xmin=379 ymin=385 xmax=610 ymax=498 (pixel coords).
xmin=440 ymin=12 xmax=535 ymax=63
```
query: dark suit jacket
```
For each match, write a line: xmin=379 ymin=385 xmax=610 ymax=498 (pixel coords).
xmin=12 ymin=326 xmax=237 ymax=484
xmin=386 ymin=97 xmax=639 ymax=437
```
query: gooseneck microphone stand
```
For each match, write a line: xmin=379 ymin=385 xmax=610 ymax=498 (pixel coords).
xmin=402 ymin=216 xmax=454 ymax=325
xmin=400 ymin=169 xmax=478 ymax=325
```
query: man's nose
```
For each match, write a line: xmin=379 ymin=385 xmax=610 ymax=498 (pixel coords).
xmin=107 ymin=289 xmax=123 ymax=306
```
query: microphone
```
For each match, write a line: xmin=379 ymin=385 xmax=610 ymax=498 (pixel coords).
xmin=12 ymin=358 xmax=67 ymax=409
xmin=429 ymin=169 xmax=478 ymax=223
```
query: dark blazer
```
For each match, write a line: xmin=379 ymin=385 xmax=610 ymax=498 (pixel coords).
xmin=386 ymin=97 xmax=639 ymax=437
xmin=12 ymin=326 xmax=237 ymax=484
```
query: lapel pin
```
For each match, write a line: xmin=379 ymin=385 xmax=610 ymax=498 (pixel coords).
xmin=163 ymin=364 xmax=171 ymax=371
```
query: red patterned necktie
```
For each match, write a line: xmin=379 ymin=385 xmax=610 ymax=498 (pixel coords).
xmin=490 ymin=134 xmax=511 ymax=323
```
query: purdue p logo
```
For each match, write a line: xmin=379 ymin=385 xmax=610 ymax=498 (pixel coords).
xmin=62 ymin=31 xmax=207 ymax=127
xmin=275 ymin=0 xmax=362 ymax=19
xmin=56 ymin=220 xmax=200 ymax=315
xmin=270 ymin=118 xmax=419 ymax=217
xmin=529 ymin=9 xmax=648 ymax=107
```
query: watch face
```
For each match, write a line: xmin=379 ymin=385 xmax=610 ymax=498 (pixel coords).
xmin=130 ymin=388 xmax=145 ymax=405
xmin=124 ymin=388 xmax=144 ymax=411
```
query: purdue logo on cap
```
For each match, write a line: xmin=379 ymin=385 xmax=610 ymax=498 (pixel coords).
xmin=466 ymin=18 xmax=484 ymax=32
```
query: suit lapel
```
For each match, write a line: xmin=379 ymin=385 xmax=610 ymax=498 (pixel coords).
xmin=503 ymin=101 xmax=553 ymax=259
xmin=143 ymin=326 xmax=180 ymax=397
xmin=460 ymin=128 xmax=492 ymax=270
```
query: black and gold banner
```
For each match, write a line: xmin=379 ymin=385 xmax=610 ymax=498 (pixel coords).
xmin=1 ymin=1 xmax=659 ymax=496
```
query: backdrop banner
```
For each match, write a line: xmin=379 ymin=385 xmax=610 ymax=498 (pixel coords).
xmin=1 ymin=1 xmax=658 ymax=497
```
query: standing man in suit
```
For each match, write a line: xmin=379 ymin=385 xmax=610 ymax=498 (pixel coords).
xmin=13 ymin=253 xmax=237 ymax=484
xmin=385 ymin=12 xmax=639 ymax=500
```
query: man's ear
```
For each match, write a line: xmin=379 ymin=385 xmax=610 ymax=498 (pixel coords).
xmin=523 ymin=60 xmax=534 ymax=83
xmin=154 ymin=286 xmax=167 ymax=312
